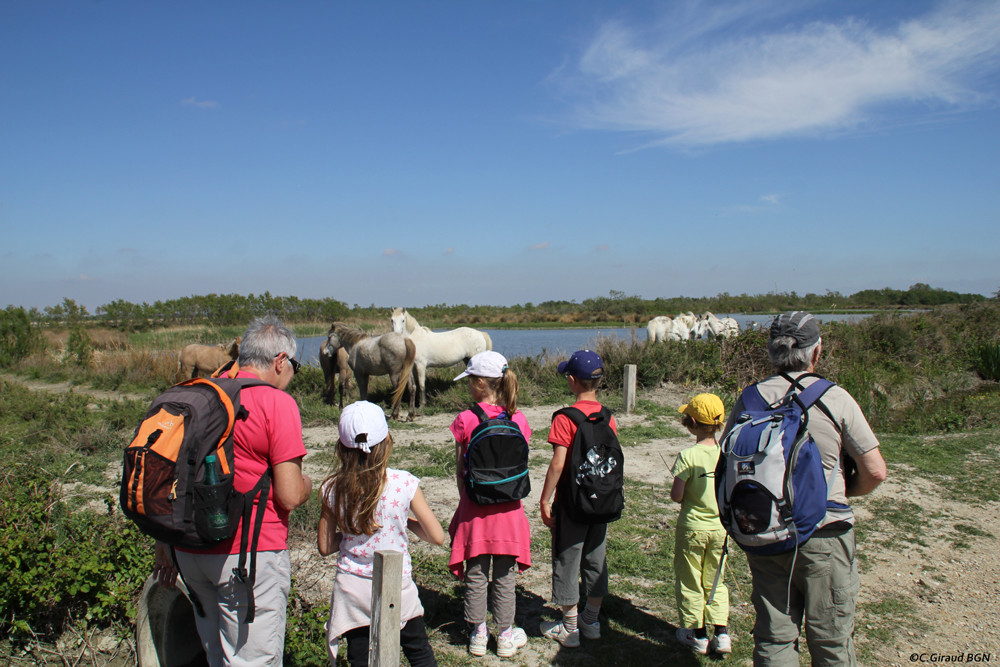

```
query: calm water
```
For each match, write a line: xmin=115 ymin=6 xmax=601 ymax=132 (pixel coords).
xmin=295 ymin=313 xmax=872 ymax=367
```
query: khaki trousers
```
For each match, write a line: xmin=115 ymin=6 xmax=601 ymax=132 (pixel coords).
xmin=463 ymin=554 xmax=518 ymax=627
xmin=746 ymin=528 xmax=859 ymax=667
xmin=175 ymin=550 xmax=291 ymax=667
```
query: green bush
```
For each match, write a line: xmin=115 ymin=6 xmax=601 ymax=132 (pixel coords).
xmin=64 ymin=325 xmax=93 ymax=367
xmin=284 ymin=589 xmax=331 ymax=666
xmin=0 ymin=306 xmax=44 ymax=368
xmin=0 ymin=474 xmax=152 ymax=642
xmin=975 ymin=343 xmax=1000 ymax=381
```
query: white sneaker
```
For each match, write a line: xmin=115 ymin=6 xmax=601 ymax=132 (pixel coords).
xmin=540 ymin=619 xmax=581 ymax=648
xmin=710 ymin=632 xmax=732 ymax=654
xmin=469 ymin=629 xmax=489 ymax=657
xmin=496 ymin=626 xmax=528 ymax=658
xmin=579 ymin=618 xmax=601 ymax=639
xmin=675 ymin=627 xmax=709 ymax=655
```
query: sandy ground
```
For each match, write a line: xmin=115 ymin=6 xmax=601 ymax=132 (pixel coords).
xmin=6 ymin=373 xmax=999 ymax=665
xmin=291 ymin=384 xmax=1000 ymax=666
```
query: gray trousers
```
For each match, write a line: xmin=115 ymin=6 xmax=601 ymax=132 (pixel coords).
xmin=175 ymin=550 xmax=291 ymax=667
xmin=746 ymin=527 xmax=859 ymax=667
xmin=550 ymin=502 xmax=609 ymax=606
xmin=464 ymin=554 xmax=518 ymax=627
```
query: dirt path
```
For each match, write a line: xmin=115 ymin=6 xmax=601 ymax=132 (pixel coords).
xmin=0 ymin=372 xmax=150 ymax=404
xmin=293 ymin=385 xmax=1000 ymax=665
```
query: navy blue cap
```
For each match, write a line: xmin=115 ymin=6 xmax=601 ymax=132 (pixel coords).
xmin=557 ymin=349 xmax=604 ymax=379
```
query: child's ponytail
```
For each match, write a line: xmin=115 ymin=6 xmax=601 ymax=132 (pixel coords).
xmin=498 ymin=367 xmax=519 ymax=416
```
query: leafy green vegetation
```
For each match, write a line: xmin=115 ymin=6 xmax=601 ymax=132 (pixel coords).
xmin=1 ymin=306 xmax=45 ymax=367
xmin=975 ymin=342 xmax=1000 ymax=381
xmin=14 ymin=282 xmax=986 ymax=331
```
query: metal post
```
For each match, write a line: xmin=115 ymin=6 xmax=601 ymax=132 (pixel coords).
xmin=369 ymin=550 xmax=402 ymax=667
xmin=624 ymin=364 xmax=637 ymax=413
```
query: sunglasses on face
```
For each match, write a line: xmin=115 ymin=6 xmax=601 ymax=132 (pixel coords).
xmin=275 ymin=353 xmax=300 ymax=374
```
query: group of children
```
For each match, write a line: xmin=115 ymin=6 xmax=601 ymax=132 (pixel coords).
xmin=316 ymin=348 xmax=731 ymax=664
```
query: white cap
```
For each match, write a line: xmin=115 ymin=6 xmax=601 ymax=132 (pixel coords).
xmin=337 ymin=401 xmax=389 ymax=454
xmin=453 ymin=350 xmax=508 ymax=381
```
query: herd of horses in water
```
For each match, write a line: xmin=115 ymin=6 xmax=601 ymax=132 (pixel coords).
xmin=176 ymin=309 xmax=742 ymax=420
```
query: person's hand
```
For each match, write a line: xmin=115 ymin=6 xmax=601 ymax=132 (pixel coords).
xmin=540 ymin=500 xmax=554 ymax=529
xmin=153 ymin=541 xmax=178 ymax=587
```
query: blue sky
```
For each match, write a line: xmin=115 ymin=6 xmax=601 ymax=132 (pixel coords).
xmin=2 ymin=0 xmax=998 ymax=313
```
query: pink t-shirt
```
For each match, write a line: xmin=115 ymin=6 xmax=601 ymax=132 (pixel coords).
xmin=187 ymin=370 xmax=307 ymax=555
xmin=448 ymin=403 xmax=532 ymax=578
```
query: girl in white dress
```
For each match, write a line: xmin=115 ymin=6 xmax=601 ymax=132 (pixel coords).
xmin=318 ymin=401 xmax=445 ymax=666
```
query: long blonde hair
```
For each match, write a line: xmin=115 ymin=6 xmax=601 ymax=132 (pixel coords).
xmin=322 ymin=434 xmax=394 ymax=536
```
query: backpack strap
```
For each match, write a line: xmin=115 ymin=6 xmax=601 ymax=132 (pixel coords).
xmin=553 ymin=406 xmax=587 ymax=425
xmin=471 ymin=403 xmax=510 ymax=423
xmin=234 ymin=470 xmax=272 ymax=624
xmin=738 ymin=384 xmax=768 ymax=412
xmin=470 ymin=403 xmax=489 ymax=424
xmin=780 ymin=372 xmax=840 ymax=433
xmin=554 ymin=406 xmax=609 ymax=425
xmin=169 ymin=545 xmax=206 ymax=618
xmin=781 ymin=374 xmax=843 ymax=507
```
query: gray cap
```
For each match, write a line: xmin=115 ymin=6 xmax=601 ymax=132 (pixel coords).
xmin=770 ymin=311 xmax=820 ymax=348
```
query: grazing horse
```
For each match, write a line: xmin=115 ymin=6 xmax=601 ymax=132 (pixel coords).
xmin=389 ymin=308 xmax=492 ymax=407
xmin=646 ymin=316 xmax=691 ymax=342
xmin=697 ymin=312 xmax=740 ymax=339
xmin=319 ymin=342 xmax=352 ymax=408
xmin=323 ymin=323 xmax=416 ymax=421
xmin=178 ymin=337 xmax=240 ymax=379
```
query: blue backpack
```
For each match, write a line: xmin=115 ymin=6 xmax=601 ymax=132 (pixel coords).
xmin=716 ymin=374 xmax=841 ymax=555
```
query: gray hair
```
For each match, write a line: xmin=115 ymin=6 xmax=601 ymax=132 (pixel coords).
xmin=768 ymin=336 xmax=821 ymax=372
xmin=238 ymin=314 xmax=297 ymax=369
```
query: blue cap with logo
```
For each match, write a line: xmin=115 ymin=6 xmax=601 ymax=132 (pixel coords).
xmin=557 ymin=349 xmax=604 ymax=379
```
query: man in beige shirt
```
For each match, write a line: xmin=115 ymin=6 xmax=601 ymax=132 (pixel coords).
xmin=721 ymin=311 xmax=887 ymax=666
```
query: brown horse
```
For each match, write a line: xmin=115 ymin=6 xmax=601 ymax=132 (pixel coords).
xmin=320 ymin=343 xmax=352 ymax=408
xmin=177 ymin=337 xmax=240 ymax=379
xmin=323 ymin=323 xmax=416 ymax=421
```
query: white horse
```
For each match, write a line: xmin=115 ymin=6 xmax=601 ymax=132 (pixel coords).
xmin=646 ymin=315 xmax=695 ymax=342
xmin=390 ymin=308 xmax=492 ymax=407
xmin=323 ymin=323 xmax=417 ymax=421
xmin=697 ymin=312 xmax=739 ymax=339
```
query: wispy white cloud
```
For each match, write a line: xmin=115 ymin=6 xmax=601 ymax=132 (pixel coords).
xmin=383 ymin=248 xmax=403 ymax=257
xmin=596 ymin=243 xmax=610 ymax=251
xmin=722 ymin=193 xmax=786 ymax=215
xmin=181 ymin=97 xmax=219 ymax=109
xmin=528 ymin=241 xmax=550 ymax=251
xmin=444 ymin=247 xmax=455 ymax=255
xmin=554 ymin=1 xmax=1000 ymax=147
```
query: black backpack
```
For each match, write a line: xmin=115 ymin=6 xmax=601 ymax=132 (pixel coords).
xmin=120 ymin=376 xmax=271 ymax=622
xmin=463 ymin=404 xmax=531 ymax=505
xmin=554 ymin=406 xmax=625 ymax=524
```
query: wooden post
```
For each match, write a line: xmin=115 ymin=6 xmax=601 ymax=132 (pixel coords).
xmin=369 ymin=550 xmax=402 ymax=667
xmin=624 ymin=364 xmax=637 ymax=414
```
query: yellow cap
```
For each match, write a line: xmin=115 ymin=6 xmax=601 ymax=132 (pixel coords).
xmin=678 ymin=393 xmax=725 ymax=426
